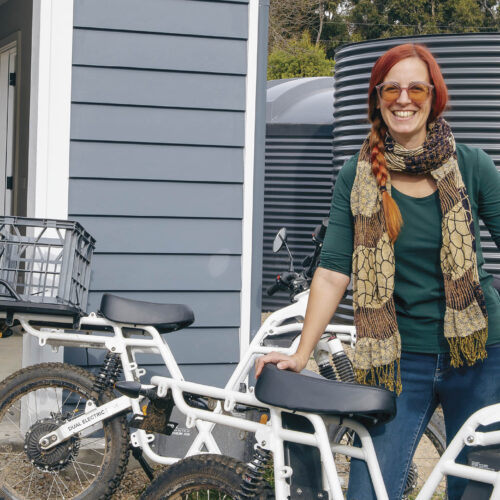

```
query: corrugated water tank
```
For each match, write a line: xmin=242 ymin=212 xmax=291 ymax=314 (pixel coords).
xmin=263 ymin=77 xmax=335 ymax=311
xmin=334 ymin=34 xmax=500 ymax=260
xmin=332 ymin=32 xmax=500 ymax=323
xmin=263 ymin=33 xmax=500 ymax=322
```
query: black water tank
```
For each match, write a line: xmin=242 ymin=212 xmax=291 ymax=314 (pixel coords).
xmin=263 ymin=77 xmax=335 ymax=311
xmin=262 ymin=33 xmax=500 ymax=317
xmin=334 ymin=32 xmax=500 ymax=268
xmin=332 ymin=32 xmax=500 ymax=323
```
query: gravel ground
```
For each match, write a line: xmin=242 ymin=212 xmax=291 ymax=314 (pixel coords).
xmin=111 ymin=467 xmax=157 ymax=500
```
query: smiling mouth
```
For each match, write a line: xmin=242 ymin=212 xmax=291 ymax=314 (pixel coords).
xmin=392 ymin=110 xmax=416 ymax=118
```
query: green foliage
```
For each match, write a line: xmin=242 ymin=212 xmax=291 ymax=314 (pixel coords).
xmin=440 ymin=0 xmax=484 ymax=32
xmin=267 ymin=32 xmax=335 ymax=80
xmin=268 ymin=0 xmax=500 ymax=67
xmin=348 ymin=0 xmax=500 ymax=39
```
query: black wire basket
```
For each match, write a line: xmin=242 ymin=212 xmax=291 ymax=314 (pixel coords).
xmin=0 ymin=217 xmax=95 ymax=316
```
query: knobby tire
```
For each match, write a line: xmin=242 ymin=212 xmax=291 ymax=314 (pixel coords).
xmin=0 ymin=362 xmax=129 ymax=500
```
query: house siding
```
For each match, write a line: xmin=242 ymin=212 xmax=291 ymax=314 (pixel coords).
xmin=68 ymin=0 xmax=253 ymax=386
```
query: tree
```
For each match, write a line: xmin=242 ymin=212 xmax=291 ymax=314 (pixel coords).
xmin=477 ymin=0 xmax=500 ymax=30
xmin=268 ymin=0 xmax=347 ymax=52
xmin=385 ymin=0 xmax=435 ymax=36
xmin=267 ymin=0 xmax=500 ymax=73
xmin=267 ymin=32 xmax=335 ymax=80
xmin=348 ymin=0 xmax=388 ymax=41
xmin=345 ymin=0 xmax=499 ymax=40
xmin=268 ymin=0 xmax=318 ymax=52
xmin=440 ymin=0 xmax=486 ymax=32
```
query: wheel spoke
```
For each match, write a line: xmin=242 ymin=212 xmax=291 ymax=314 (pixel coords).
xmin=71 ymin=460 xmax=85 ymax=490
xmin=53 ymin=470 xmax=71 ymax=498
xmin=71 ymin=459 xmax=102 ymax=469
xmin=8 ymin=469 xmax=36 ymax=489
xmin=61 ymin=389 xmax=74 ymax=409
xmin=0 ymin=367 xmax=128 ymax=499
xmin=73 ymin=457 xmax=96 ymax=483
xmin=26 ymin=468 xmax=36 ymax=497
xmin=4 ymin=406 xmax=22 ymax=431
xmin=80 ymin=436 xmax=106 ymax=453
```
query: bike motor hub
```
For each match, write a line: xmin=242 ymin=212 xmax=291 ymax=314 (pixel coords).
xmin=24 ymin=417 xmax=80 ymax=472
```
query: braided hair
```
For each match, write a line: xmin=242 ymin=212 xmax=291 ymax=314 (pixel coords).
xmin=367 ymin=44 xmax=448 ymax=242
xmin=368 ymin=115 xmax=402 ymax=242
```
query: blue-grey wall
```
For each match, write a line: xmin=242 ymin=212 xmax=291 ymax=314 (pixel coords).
xmin=67 ymin=0 xmax=261 ymax=386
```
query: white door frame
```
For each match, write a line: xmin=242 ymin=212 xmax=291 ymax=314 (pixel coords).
xmin=27 ymin=0 xmax=74 ymax=219
xmin=24 ymin=0 xmax=73 ymax=367
xmin=0 ymin=39 xmax=16 ymax=215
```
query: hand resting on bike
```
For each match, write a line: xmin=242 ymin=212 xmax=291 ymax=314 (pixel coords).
xmin=255 ymin=267 xmax=350 ymax=378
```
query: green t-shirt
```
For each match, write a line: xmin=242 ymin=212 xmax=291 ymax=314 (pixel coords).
xmin=320 ymin=144 xmax=500 ymax=353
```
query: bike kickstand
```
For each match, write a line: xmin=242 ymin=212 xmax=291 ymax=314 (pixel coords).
xmin=131 ymin=446 xmax=155 ymax=481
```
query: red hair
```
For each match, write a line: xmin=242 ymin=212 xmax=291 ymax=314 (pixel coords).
xmin=367 ymin=44 xmax=449 ymax=242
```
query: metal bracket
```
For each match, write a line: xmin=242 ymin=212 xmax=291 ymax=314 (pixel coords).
xmin=279 ymin=465 xmax=293 ymax=479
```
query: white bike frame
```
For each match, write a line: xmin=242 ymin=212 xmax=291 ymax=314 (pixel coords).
xmin=1 ymin=290 xmax=355 ymax=465
xmin=147 ymin=371 xmax=500 ymax=500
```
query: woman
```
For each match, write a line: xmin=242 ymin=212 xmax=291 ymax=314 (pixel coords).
xmin=255 ymin=43 xmax=500 ymax=500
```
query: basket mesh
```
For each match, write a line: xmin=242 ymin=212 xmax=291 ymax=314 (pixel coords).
xmin=0 ymin=217 xmax=95 ymax=312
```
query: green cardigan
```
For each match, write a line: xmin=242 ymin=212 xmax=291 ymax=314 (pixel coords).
xmin=320 ymin=144 xmax=500 ymax=353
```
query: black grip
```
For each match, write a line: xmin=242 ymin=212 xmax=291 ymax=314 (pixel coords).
xmin=312 ymin=219 xmax=328 ymax=244
xmin=267 ymin=282 xmax=280 ymax=296
xmin=318 ymin=218 xmax=328 ymax=240
xmin=279 ymin=271 xmax=296 ymax=285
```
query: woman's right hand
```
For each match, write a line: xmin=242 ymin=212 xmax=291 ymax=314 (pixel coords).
xmin=255 ymin=352 xmax=307 ymax=378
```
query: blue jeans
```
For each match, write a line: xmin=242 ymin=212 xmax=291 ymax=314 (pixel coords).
xmin=347 ymin=344 xmax=500 ymax=500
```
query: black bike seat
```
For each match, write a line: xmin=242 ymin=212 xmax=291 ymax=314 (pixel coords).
xmin=255 ymin=364 xmax=396 ymax=425
xmin=99 ymin=294 xmax=194 ymax=333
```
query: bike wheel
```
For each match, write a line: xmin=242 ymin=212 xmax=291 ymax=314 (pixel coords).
xmin=406 ymin=410 xmax=446 ymax=499
xmin=0 ymin=362 xmax=129 ymax=500
xmin=140 ymin=454 xmax=273 ymax=499
xmin=332 ymin=409 xmax=446 ymax=499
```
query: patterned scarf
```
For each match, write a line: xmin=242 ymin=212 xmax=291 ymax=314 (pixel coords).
xmin=351 ymin=118 xmax=488 ymax=394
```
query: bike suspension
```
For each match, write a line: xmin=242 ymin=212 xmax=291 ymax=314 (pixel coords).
xmin=318 ymin=360 xmax=337 ymax=380
xmin=238 ymin=445 xmax=272 ymax=498
xmin=331 ymin=351 xmax=355 ymax=383
xmin=317 ymin=335 xmax=355 ymax=383
xmin=92 ymin=352 xmax=123 ymax=400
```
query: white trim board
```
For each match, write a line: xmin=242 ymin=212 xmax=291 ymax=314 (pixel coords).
xmin=239 ymin=0 xmax=260 ymax=357
xmin=28 ymin=0 xmax=73 ymax=219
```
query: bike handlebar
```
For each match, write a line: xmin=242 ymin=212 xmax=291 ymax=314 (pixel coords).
xmin=267 ymin=272 xmax=301 ymax=296
xmin=266 ymin=282 xmax=281 ymax=296
xmin=316 ymin=218 xmax=328 ymax=241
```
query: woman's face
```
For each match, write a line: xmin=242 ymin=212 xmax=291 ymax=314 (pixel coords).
xmin=377 ymin=57 xmax=433 ymax=149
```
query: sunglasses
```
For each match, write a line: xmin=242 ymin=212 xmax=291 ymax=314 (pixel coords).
xmin=376 ymin=81 xmax=434 ymax=104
